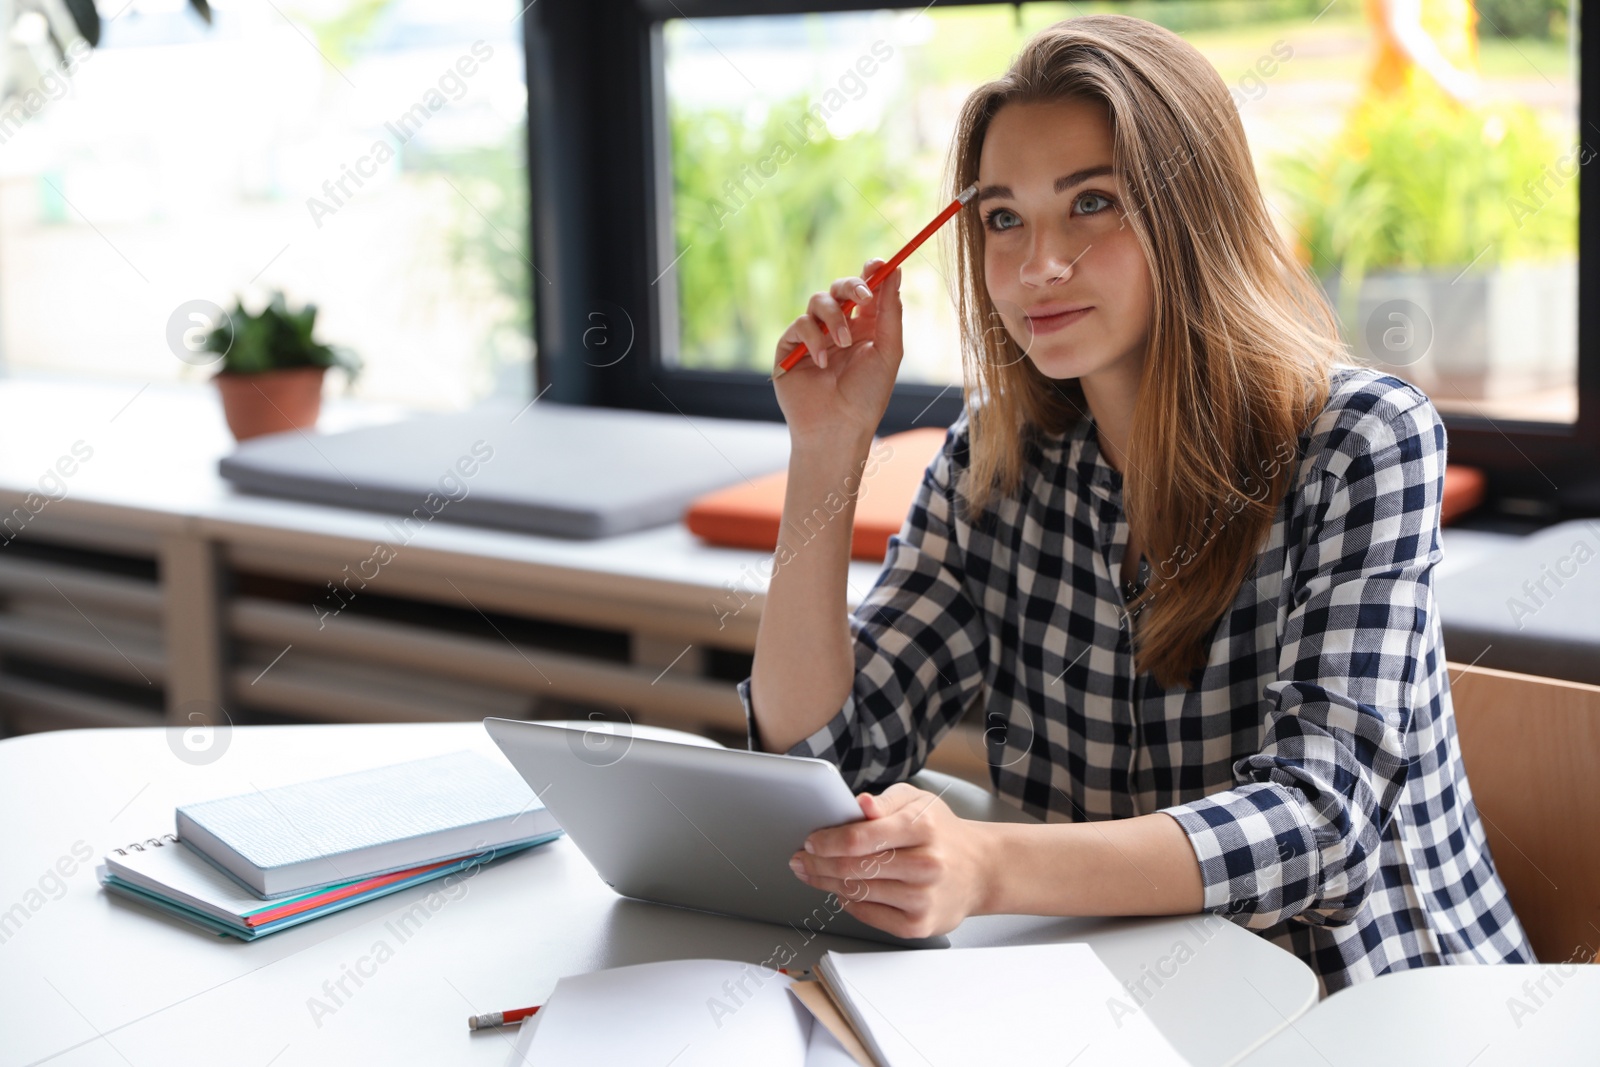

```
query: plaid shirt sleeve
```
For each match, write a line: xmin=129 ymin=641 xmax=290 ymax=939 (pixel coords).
xmin=1161 ymin=389 xmax=1444 ymax=930
xmin=736 ymin=420 xmax=990 ymax=790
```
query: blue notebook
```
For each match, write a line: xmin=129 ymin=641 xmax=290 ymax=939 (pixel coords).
xmin=98 ymin=833 xmax=555 ymax=940
xmin=175 ymin=750 xmax=561 ymax=898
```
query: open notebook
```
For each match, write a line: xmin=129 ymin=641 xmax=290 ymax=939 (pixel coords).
xmin=506 ymin=943 xmax=1188 ymax=1066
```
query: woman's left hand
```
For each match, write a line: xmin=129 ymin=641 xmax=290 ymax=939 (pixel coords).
xmin=789 ymin=782 xmax=996 ymax=940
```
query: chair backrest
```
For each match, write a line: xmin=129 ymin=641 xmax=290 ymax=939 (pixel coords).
xmin=1448 ymin=662 xmax=1600 ymax=965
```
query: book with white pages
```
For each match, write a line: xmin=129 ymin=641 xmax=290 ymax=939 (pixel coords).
xmin=506 ymin=943 xmax=1189 ymax=1067
xmin=175 ymin=749 xmax=560 ymax=898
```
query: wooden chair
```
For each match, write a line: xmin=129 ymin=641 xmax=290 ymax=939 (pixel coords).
xmin=1448 ymin=662 xmax=1600 ymax=965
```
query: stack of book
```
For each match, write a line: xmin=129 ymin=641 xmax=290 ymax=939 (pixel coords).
xmin=96 ymin=750 xmax=562 ymax=940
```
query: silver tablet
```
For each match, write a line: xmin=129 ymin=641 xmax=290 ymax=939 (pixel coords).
xmin=482 ymin=717 xmax=949 ymax=949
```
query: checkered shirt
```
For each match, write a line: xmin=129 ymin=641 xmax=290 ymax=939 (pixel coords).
xmin=737 ymin=367 xmax=1535 ymax=993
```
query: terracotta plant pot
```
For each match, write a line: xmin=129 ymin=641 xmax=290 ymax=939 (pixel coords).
xmin=214 ymin=366 xmax=327 ymax=441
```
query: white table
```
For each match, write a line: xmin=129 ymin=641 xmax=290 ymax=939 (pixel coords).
xmin=0 ymin=723 xmax=1320 ymax=1067
xmin=1235 ymin=964 xmax=1600 ymax=1066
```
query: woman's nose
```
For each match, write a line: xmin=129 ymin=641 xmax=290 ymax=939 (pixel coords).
xmin=1019 ymin=235 xmax=1084 ymax=288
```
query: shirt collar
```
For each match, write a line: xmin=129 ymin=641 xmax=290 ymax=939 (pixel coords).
xmin=1062 ymin=417 xmax=1121 ymax=500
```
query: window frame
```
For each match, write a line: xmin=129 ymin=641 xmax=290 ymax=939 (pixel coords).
xmin=525 ymin=0 xmax=1600 ymax=516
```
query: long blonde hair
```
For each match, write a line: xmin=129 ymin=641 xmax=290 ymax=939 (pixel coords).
xmin=943 ymin=15 xmax=1343 ymax=687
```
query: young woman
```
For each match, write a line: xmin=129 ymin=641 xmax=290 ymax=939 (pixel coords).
xmin=740 ymin=15 xmax=1534 ymax=993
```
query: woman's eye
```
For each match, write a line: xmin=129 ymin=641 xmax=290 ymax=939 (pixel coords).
xmin=1075 ymin=191 xmax=1114 ymax=215
xmin=983 ymin=207 xmax=1020 ymax=232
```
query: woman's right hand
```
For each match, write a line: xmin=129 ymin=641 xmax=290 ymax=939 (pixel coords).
xmin=773 ymin=257 xmax=904 ymax=450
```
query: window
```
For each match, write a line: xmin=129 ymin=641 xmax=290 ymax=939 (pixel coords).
xmin=0 ymin=0 xmax=532 ymax=412
xmin=659 ymin=8 xmax=968 ymax=386
xmin=528 ymin=0 xmax=1591 ymax=511
xmin=654 ymin=1 xmax=1582 ymax=426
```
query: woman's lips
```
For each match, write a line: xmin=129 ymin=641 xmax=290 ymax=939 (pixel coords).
xmin=1026 ymin=307 xmax=1092 ymax=334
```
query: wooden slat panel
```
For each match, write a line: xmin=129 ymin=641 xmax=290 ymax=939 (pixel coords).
xmin=8 ymin=599 xmax=165 ymax=633
xmin=231 ymin=659 xmax=535 ymax=724
xmin=1449 ymin=661 xmax=1600 ymax=964
xmin=0 ymin=615 xmax=165 ymax=686
xmin=0 ymin=556 xmax=161 ymax=617
xmin=0 ymin=506 xmax=165 ymax=556
xmin=0 ymin=675 xmax=162 ymax=733
xmin=233 ymin=643 xmax=542 ymax=709
xmin=228 ymin=598 xmax=748 ymax=733
xmin=161 ymin=533 xmax=225 ymax=727
xmin=224 ymin=544 xmax=762 ymax=649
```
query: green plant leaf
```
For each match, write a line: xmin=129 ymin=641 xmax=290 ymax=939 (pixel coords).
xmin=211 ymin=290 xmax=360 ymax=383
xmin=1274 ymin=97 xmax=1577 ymax=292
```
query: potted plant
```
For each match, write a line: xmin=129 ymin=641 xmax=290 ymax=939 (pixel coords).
xmin=204 ymin=291 xmax=361 ymax=441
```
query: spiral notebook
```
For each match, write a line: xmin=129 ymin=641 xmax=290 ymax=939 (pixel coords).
xmin=98 ymin=832 xmax=554 ymax=940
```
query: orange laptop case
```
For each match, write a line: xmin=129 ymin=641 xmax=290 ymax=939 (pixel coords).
xmin=684 ymin=428 xmax=947 ymax=561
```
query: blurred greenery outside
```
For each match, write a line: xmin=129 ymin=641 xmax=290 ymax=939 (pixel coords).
xmin=429 ymin=136 xmax=535 ymax=398
xmin=1276 ymin=97 xmax=1576 ymax=316
xmin=307 ymin=2 xmax=534 ymax=399
xmin=666 ymin=0 xmax=1577 ymax=380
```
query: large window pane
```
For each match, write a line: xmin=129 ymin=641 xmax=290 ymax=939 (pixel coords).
xmin=0 ymin=0 xmax=532 ymax=411
xmin=661 ymin=0 xmax=1579 ymax=424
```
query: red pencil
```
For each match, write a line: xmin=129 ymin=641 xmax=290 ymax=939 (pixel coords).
xmin=467 ymin=969 xmax=807 ymax=1030
xmin=770 ymin=182 xmax=979 ymax=380
xmin=464 ymin=966 xmax=812 ymax=1030
xmin=467 ymin=1005 xmax=541 ymax=1030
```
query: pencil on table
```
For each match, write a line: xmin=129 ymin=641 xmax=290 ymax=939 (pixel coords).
xmin=467 ymin=1004 xmax=540 ymax=1030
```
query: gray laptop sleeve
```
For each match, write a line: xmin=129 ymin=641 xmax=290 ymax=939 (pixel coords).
xmin=217 ymin=400 xmax=792 ymax=539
